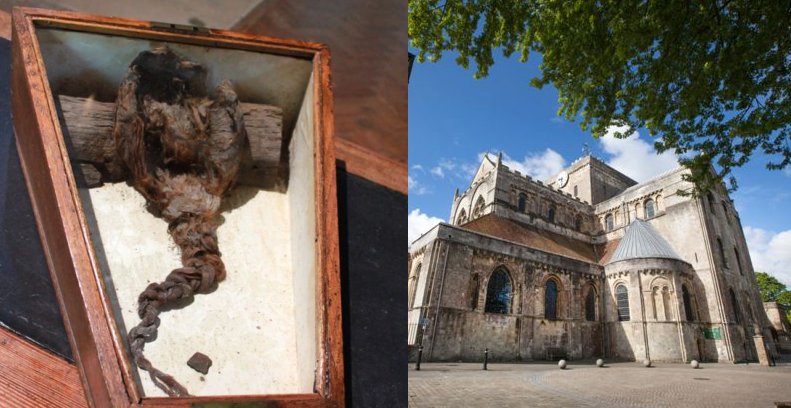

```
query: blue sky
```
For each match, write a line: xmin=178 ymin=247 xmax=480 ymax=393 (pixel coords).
xmin=408 ymin=50 xmax=791 ymax=286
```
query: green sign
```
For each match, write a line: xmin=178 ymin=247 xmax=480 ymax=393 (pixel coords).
xmin=703 ymin=327 xmax=722 ymax=340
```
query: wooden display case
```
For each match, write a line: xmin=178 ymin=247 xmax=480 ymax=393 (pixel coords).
xmin=10 ymin=7 xmax=343 ymax=407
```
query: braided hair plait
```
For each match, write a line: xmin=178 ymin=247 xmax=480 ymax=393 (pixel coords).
xmin=113 ymin=47 xmax=244 ymax=397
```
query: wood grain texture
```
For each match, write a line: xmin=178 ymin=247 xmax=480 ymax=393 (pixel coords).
xmin=58 ymin=95 xmax=283 ymax=187
xmin=0 ymin=326 xmax=87 ymax=407
xmin=335 ymin=138 xmax=407 ymax=194
xmin=233 ymin=0 xmax=407 ymax=165
xmin=12 ymin=8 xmax=128 ymax=406
xmin=11 ymin=7 xmax=344 ymax=407
xmin=0 ymin=8 xmax=9 ymax=39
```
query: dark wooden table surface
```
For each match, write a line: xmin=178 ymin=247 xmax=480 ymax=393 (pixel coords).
xmin=0 ymin=4 xmax=407 ymax=407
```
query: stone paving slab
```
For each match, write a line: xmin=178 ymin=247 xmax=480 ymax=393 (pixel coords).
xmin=409 ymin=361 xmax=791 ymax=407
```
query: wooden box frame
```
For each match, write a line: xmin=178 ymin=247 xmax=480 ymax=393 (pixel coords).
xmin=10 ymin=7 xmax=343 ymax=407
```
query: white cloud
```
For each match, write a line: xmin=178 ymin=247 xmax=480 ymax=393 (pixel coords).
xmin=498 ymin=149 xmax=567 ymax=181
xmin=408 ymin=209 xmax=444 ymax=246
xmin=744 ymin=226 xmax=791 ymax=287
xmin=430 ymin=166 xmax=445 ymax=178
xmin=411 ymin=164 xmax=424 ymax=172
xmin=599 ymin=125 xmax=680 ymax=182
xmin=408 ymin=175 xmax=429 ymax=195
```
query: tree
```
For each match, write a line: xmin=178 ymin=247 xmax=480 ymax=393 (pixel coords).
xmin=755 ymin=272 xmax=791 ymax=322
xmin=409 ymin=1 xmax=791 ymax=193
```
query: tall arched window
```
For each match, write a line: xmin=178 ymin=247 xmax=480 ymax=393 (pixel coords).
xmin=473 ymin=196 xmax=486 ymax=218
xmin=616 ymin=285 xmax=630 ymax=321
xmin=469 ymin=274 xmax=480 ymax=310
xmin=734 ymin=247 xmax=743 ymax=275
xmin=644 ymin=198 xmax=655 ymax=218
xmin=518 ymin=193 xmax=527 ymax=212
xmin=682 ymin=284 xmax=695 ymax=321
xmin=730 ymin=288 xmax=740 ymax=323
xmin=717 ymin=238 xmax=729 ymax=267
xmin=722 ymin=202 xmax=730 ymax=223
xmin=457 ymin=208 xmax=468 ymax=225
xmin=707 ymin=192 xmax=716 ymax=214
xmin=585 ymin=287 xmax=596 ymax=321
xmin=408 ymin=263 xmax=422 ymax=309
xmin=575 ymin=215 xmax=583 ymax=231
xmin=548 ymin=207 xmax=556 ymax=223
xmin=484 ymin=268 xmax=512 ymax=314
xmin=605 ymin=214 xmax=614 ymax=231
xmin=545 ymin=279 xmax=559 ymax=320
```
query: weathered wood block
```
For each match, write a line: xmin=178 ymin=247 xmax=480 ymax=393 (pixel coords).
xmin=57 ymin=95 xmax=283 ymax=188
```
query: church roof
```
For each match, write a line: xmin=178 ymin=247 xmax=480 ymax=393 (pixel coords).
xmin=462 ymin=214 xmax=599 ymax=264
xmin=609 ymin=219 xmax=682 ymax=264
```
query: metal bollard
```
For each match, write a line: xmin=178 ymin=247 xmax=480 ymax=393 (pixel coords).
xmin=483 ymin=348 xmax=489 ymax=370
xmin=416 ymin=345 xmax=423 ymax=371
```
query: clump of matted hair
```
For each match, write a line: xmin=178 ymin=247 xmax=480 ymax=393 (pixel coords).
xmin=113 ymin=46 xmax=246 ymax=397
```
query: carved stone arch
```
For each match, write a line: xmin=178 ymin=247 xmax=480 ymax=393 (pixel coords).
xmin=605 ymin=213 xmax=614 ymax=232
xmin=517 ymin=192 xmax=528 ymax=213
xmin=581 ymin=281 xmax=599 ymax=321
xmin=613 ymin=281 xmax=631 ymax=321
xmin=681 ymin=281 xmax=697 ymax=322
xmin=644 ymin=197 xmax=656 ymax=218
xmin=648 ymin=276 xmax=673 ymax=321
xmin=456 ymin=208 xmax=468 ymax=225
xmin=484 ymin=266 xmax=513 ymax=314
xmin=468 ymin=175 xmax=490 ymax=216
xmin=542 ymin=274 xmax=563 ymax=320
xmin=472 ymin=195 xmax=486 ymax=219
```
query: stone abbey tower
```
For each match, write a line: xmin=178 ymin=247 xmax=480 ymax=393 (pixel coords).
xmin=408 ymin=153 xmax=776 ymax=363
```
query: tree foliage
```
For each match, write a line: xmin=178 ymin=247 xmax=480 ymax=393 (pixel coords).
xmin=409 ymin=0 xmax=791 ymax=192
xmin=754 ymin=272 xmax=791 ymax=322
xmin=756 ymin=272 xmax=789 ymax=304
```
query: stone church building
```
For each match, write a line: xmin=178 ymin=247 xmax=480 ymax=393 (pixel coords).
xmin=408 ymin=153 xmax=777 ymax=363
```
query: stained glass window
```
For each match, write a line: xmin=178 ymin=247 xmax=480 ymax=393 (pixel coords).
xmin=485 ymin=268 xmax=512 ymax=314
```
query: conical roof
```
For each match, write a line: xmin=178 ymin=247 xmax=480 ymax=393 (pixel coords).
xmin=608 ymin=219 xmax=682 ymax=263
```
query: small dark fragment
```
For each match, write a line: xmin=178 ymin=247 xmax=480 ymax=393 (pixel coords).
xmin=187 ymin=352 xmax=213 ymax=374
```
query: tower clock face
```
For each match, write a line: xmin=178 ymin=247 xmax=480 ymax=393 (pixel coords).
xmin=556 ymin=171 xmax=569 ymax=188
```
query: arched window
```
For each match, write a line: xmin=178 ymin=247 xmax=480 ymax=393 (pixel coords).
xmin=545 ymin=279 xmax=559 ymax=320
xmin=484 ymin=268 xmax=512 ymax=314
xmin=722 ymin=202 xmax=730 ymax=223
xmin=707 ymin=192 xmax=716 ymax=214
xmin=408 ymin=263 xmax=422 ymax=309
xmin=717 ymin=238 xmax=729 ymax=267
xmin=616 ymin=285 xmax=630 ymax=321
xmin=575 ymin=215 xmax=583 ymax=232
xmin=585 ymin=287 xmax=596 ymax=321
xmin=469 ymin=274 xmax=480 ymax=310
xmin=548 ymin=207 xmax=556 ymax=223
xmin=573 ymin=185 xmax=578 ymax=197
xmin=682 ymin=284 xmax=695 ymax=321
xmin=456 ymin=208 xmax=468 ymax=225
xmin=605 ymin=214 xmax=614 ymax=232
xmin=473 ymin=196 xmax=486 ymax=218
xmin=644 ymin=199 xmax=655 ymax=218
xmin=518 ymin=193 xmax=527 ymax=212
xmin=734 ymin=247 xmax=743 ymax=275
xmin=730 ymin=288 xmax=740 ymax=324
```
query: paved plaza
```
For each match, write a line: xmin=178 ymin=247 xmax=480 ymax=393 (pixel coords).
xmin=409 ymin=359 xmax=791 ymax=407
